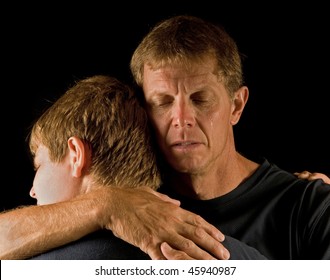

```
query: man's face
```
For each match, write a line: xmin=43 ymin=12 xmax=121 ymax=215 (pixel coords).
xmin=142 ymin=59 xmax=237 ymax=175
xmin=30 ymin=144 xmax=80 ymax=205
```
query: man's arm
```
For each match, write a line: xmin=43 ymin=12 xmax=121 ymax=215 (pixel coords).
xmin=100 ymin=187 xmax=229 ymax=260
xmin=0 ymin=187 xmax=229 ymax=260
xmin=0 ymin=196 xmax=100 ymax=259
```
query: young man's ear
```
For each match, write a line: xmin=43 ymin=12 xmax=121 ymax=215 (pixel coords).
xmin=67 ymin=136 xmax=91 ymax=177
xmin=230 ymin=86 xmax=249 ymax=125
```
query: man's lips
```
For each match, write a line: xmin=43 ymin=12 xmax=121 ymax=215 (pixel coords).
xmin=172 ymin=141 xmax=198 ymax=146
xmin=170 ymin=141 xmax=202 ymax=150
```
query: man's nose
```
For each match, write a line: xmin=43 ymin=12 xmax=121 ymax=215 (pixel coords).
xmin=172 ymin=100 xmax=195 ymax=128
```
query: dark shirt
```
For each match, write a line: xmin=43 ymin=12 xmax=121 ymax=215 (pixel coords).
xmin=159 ymin=158 xmax=330 ymax=259
xmin=30 ymin=226 xmax=266 ymax=260
xmin=30 ymin=230 xmax=150 ymax=260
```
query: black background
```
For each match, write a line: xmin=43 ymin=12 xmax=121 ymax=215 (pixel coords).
xmin=2 ymin=2 xmax=329 ymax=210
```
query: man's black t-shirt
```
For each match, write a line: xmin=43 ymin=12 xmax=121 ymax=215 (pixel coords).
xmin=159 ymin=158 xmax=330 ymax=259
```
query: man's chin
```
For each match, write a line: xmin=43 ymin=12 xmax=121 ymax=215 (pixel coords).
xmin=170 ymin=161 xmax=202 ymax=174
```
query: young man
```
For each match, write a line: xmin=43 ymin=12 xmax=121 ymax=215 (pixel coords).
xmin=20 ymin=74 xmax=161 ymax=259
xmin=1 ymin=15 xmax=329 ymax=260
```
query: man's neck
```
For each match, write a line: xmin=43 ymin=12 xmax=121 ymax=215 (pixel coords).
xmin=166 ymin=153 xmax=259 ymax=200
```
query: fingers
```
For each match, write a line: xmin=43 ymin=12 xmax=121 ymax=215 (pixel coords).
xmin=180 ymin=224 xmax=230 ymax=259
xmin=161 ymin=242 xmax=189 ymax=259
xmin=309 ymin=172 xmax=330 ymax=184
xmin=160 ymin=242 xmax=208 ymax=260
xmin=294 ymin=171 xmax=311 ymax=179
xmin=294 ymin=171 xmax=330 ymax=184
xmin=147 ymin=248 xmax=167 ymax=260
xmin=146 ymin=222 xmax=229 ymax=260
xmin=187 ymin=213 xmax=225 ymax=242
xmin=145 ymin=211 xmax=230 ymax=260
xmin=158 ymin=214 xmax=230 ymax=260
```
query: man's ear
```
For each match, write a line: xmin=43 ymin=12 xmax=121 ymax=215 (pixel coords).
xmin=230 ymin=86 xmax=249 ymax=125
xmin=67 ymin=136 xmax=91 ymax=178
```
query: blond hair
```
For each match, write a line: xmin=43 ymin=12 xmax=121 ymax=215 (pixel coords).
xmin=29 ymin=75 xmax=160 ymax=189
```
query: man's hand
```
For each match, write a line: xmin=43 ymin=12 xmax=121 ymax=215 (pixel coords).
xmin=294 ymin=171 xmax=330 ymax=184
xmin=160 ymin=242 xmax=226 ymax=259
xmin=96 ymin=187 xmax=230 ymax=260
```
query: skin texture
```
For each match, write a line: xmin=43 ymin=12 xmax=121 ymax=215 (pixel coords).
xmin=294 ymin=171 xmax=330 ymax=184
xmin=30 ymin=141 xmax=86 ymax=205
xmin=142 ymin=60 xmax=258 ymax=200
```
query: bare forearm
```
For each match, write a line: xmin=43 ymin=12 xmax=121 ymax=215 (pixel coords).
xmin=0 ymin=185 xmax=229 ymax=260
xmin=0 ymin=193 xmax=103 ymax=260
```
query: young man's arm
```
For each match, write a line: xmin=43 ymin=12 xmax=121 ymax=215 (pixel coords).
xmin=0 ymin=187 xmax=229 ymax=260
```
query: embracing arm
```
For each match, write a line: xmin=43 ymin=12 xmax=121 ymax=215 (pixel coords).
xmin=0 ymin=187 xmax=229 ymax=260
xmin=99 ymin=187 xmax=229 ymax=260
xmin=0 ymin=195 xmax=101 ymax=260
